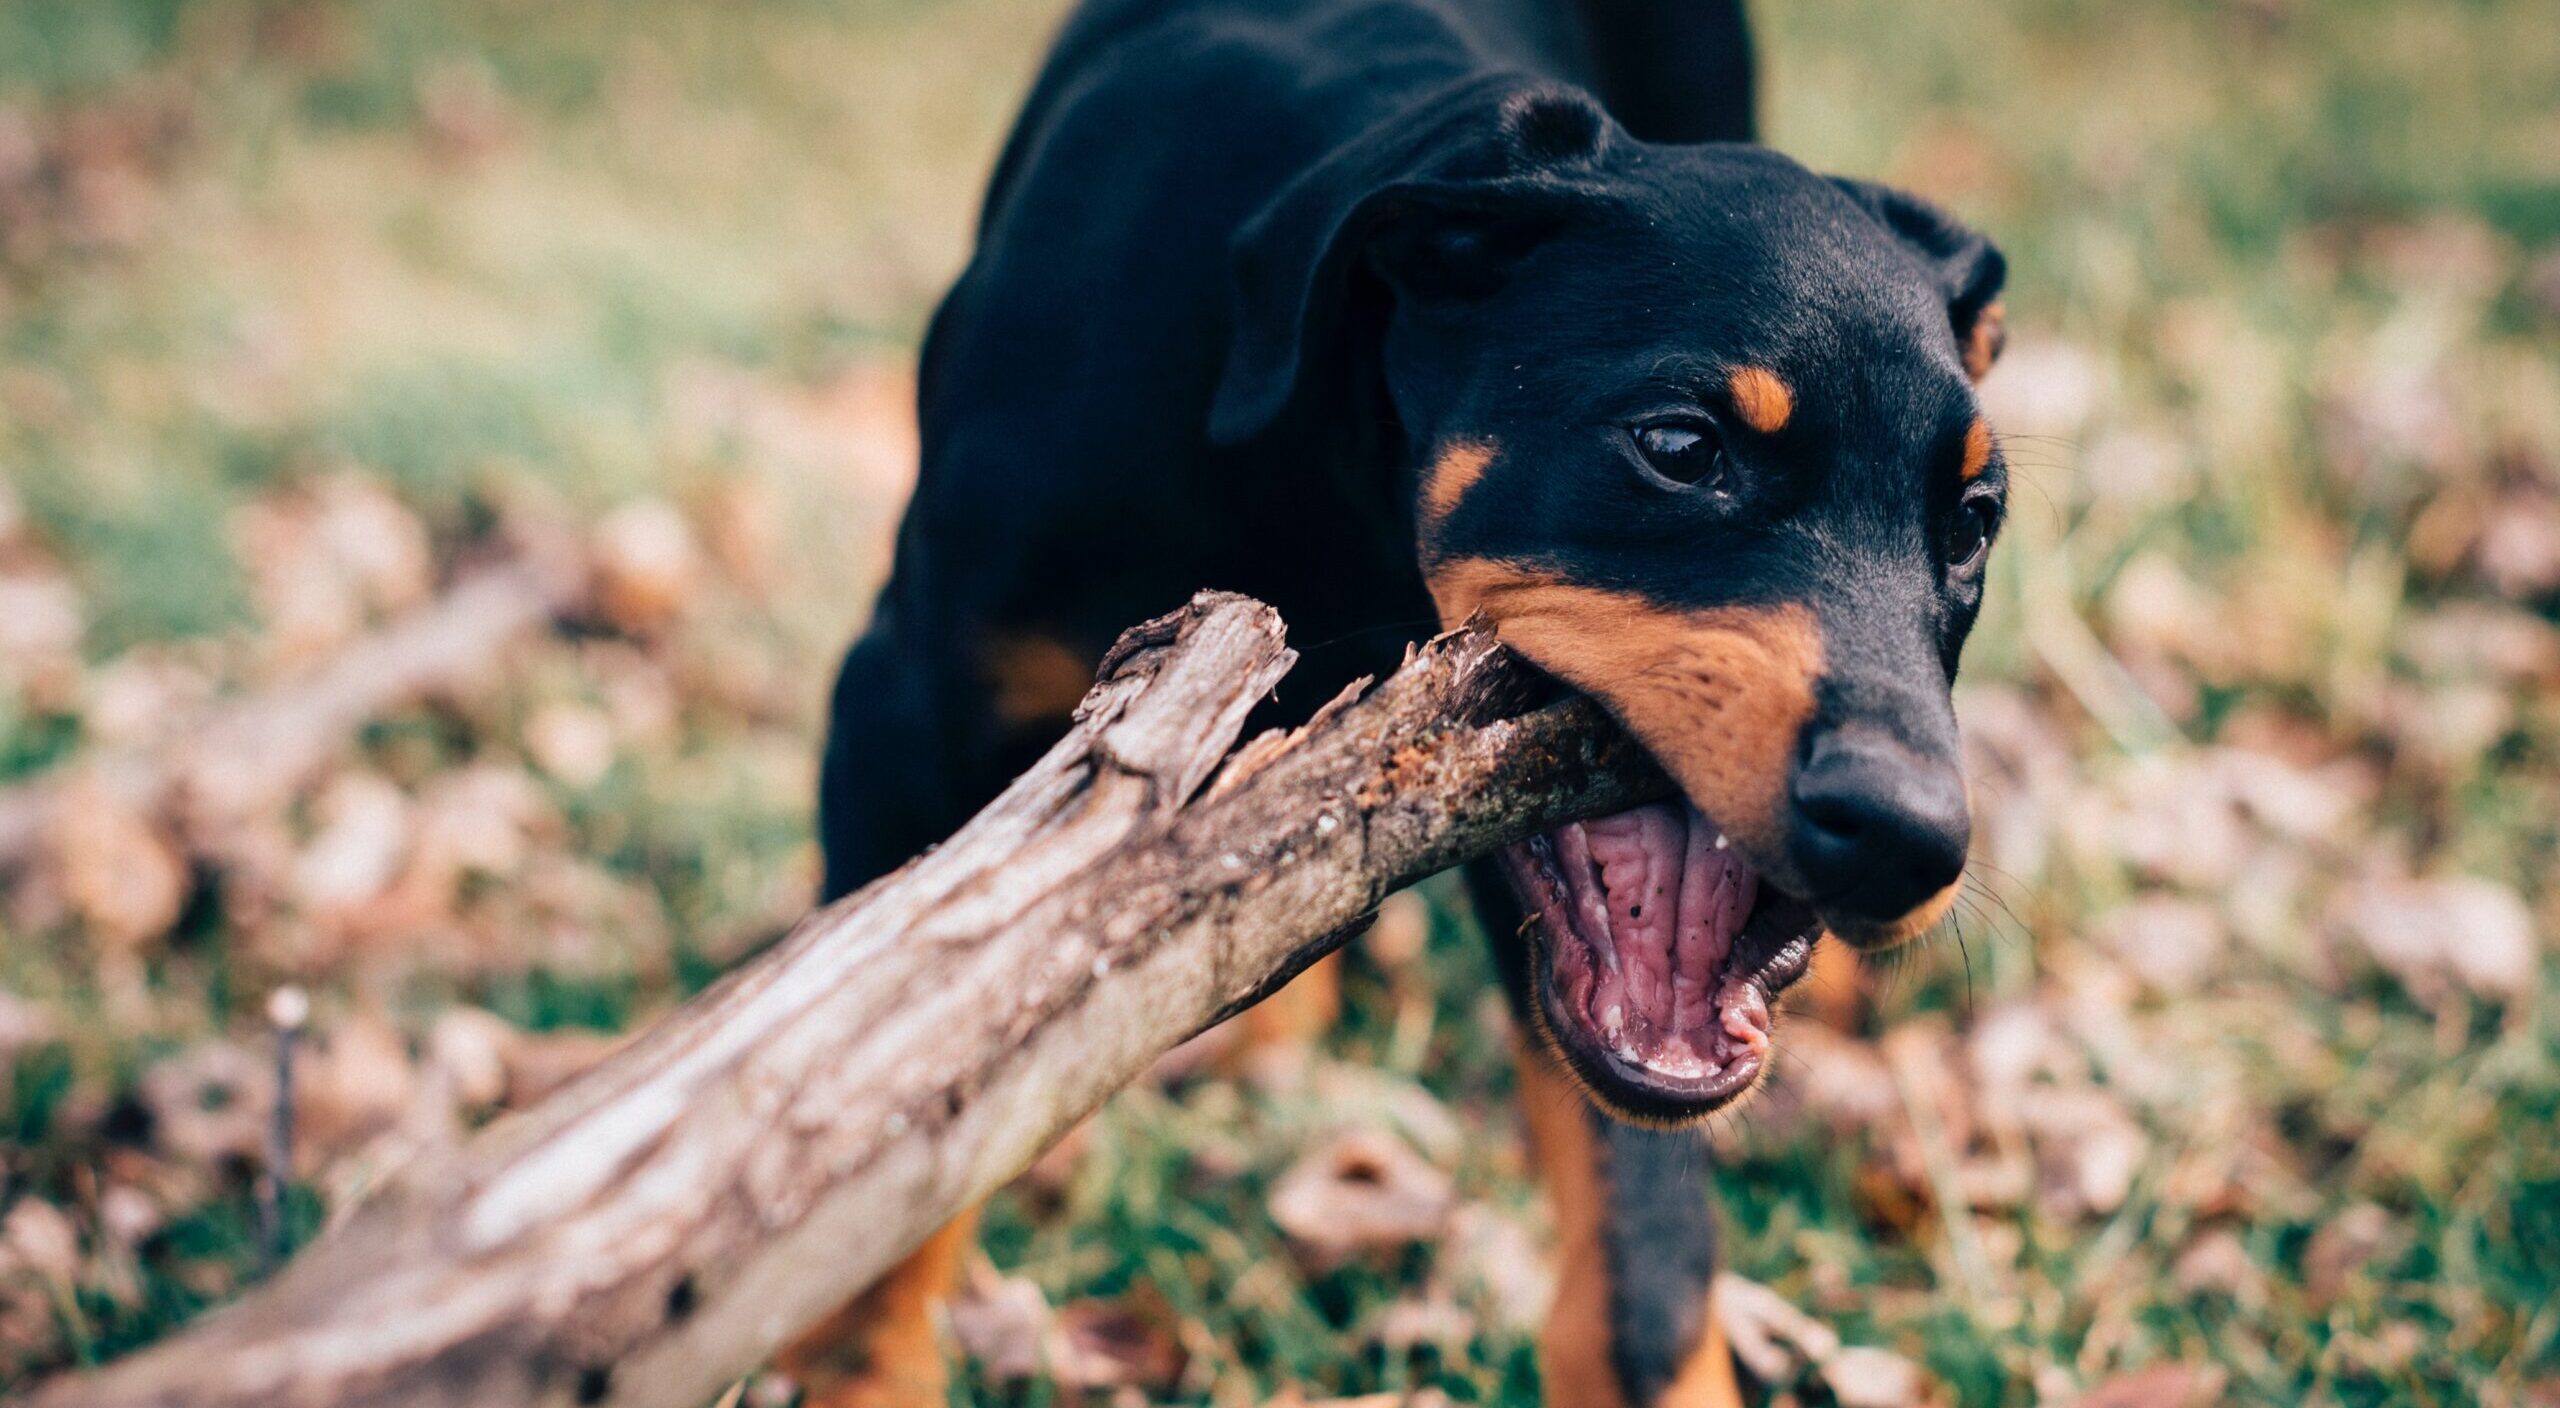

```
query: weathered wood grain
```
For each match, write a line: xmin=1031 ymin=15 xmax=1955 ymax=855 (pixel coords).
xmin=31 ymin=591 xmax=1667 ymax=1408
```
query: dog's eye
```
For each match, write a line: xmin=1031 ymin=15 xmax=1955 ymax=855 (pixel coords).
xmin=1631 ymin=420 xmax=1728 ymax=488
xmin=1948 ymin=495 xmax=1998 ymax=571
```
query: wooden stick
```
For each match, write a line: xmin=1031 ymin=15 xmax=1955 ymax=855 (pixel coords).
xmin=30 ymin=591 xmax=1667 ymax=1408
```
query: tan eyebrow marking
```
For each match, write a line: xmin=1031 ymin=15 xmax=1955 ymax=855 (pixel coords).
xmin=1726 ymin=366 xmax=1793 ymax=434
xmin=1961 ymin=417 xmax=1994 ymax=481
xmin=1421 ymin=439 xmax=1494 ymax=525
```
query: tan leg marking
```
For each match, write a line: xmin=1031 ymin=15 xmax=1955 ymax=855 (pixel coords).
xmin=1428 ymin=560 xmax=1822 ymax=857
xmin=1656 ymin=1302 xmax=1749 ymax=1408
xmin=1518 ymin=1050 xmax=1631 ymax=1408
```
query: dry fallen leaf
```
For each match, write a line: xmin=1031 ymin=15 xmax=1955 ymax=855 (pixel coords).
xmin=1268 ymin=1127 xmax=1455 ymax=1269
xmin=946 ymin=1270 xmax=1055 ymax=1383
xmin=1052 ymin=1291 xmax=1188 ymax=1393
xmin=1303 ymin=1062 xmax=1464 ymax=1166
xmin=1714 ymin=1272 xmax=1839 ymax=1384
xmin=1824 ymin=1345 xmax=1932 ymax=1408
xmin=0 ymin=563 xmax=86 ymax=709
xmin=2065 ymin=1364 xmax=2229 ymax=1408
xmin=425 ymin=1003 xmax=619 ymax=1114
xmin=1773 ymin=1022 xmax=1900 ymax=1137
xmin=589 ymin=498 xmax=701 ymax=634
xmin=2303 ymin=1201 xmax=2402 ymax=1305
xmin=1371 ymin=1289 xmax=1473 ymax=1352
xmin=2171 ymin=1227 xmax=2262 ymax=1301
xmin=425 ymin=1007 xmax=517 ymax=1113
xmin=293 ymin=1011 xmax=419 ymax=1163
xmin=0 ymin=990 xmax=56 ymax=1057
xmin=1714 ymin=1273 xmax=1937 ymax=1404
xmin=413 ymin=765 xmax=549 ymax=882
xmin=138 ymin=1039 xmax=273 ymax=1169
xmin=2476 ymin=486 xmax=2560 ymax=600
xmin=1262 ymin=1393 xmax=1451 ymax=1408
xmin=1966 ymin=1001 xmax=2056 ymax=1099
xmin=47 ymin=772 xmax=190 ymax=951
xmin=82 ymin=648 xmax=216 ymax=748
xmin=1443 ymin=1201 xmax=1550 ymax=1335
xmin=948 ymin=1271 xmax=1186 ymax=1393
xmin=2094 ymin=895 xmax=2228 ymax=997
xmin=293 ymin=772 xmax=414 ymax=916
xmin=1 ymin=1198 xmax=81 ymax=1282
xmin=95 ymin=1184 xmax=163 ymax=1250
xmin=2331 ymin=873 xmax=2537 ymax=1007
xmin=230 ymin=473 xmax=432 ymax=666
xmin=525 ymin=702 xmax=618 ymax=788
xmin=2016 ymin=1086 xmax=2149 ymax=1219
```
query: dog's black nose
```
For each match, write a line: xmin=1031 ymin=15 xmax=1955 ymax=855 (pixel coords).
xmin=1788 ymin=727 xmax=1970 ymax=925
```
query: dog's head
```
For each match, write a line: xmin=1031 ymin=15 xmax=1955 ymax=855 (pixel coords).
xmin=1212 ymin=80 xmax=2007 ymax=1123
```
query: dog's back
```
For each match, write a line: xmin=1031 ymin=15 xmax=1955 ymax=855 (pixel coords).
xmin=843 ymin=0 xmax=1762 ymax=895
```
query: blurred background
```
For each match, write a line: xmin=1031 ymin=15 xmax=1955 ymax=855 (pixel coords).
xmin=0 ymin=1 xmax=2553 ymax=1404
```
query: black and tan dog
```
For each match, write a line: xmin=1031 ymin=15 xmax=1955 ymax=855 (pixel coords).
xmin=790 ymin=0 xmax=2007 ymax=1402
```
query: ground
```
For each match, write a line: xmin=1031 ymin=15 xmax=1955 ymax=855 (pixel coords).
xmin=0 ymin=1 xmax=2555 ymax=1404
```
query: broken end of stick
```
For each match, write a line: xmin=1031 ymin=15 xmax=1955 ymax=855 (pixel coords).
xmin=1089 ymin=591 xmax=1290 ymax=696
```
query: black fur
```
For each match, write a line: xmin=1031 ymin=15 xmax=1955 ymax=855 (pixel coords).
xmin=1602 ymin=1117 xmax=1725 ymax=1402
xmin=819 ymin=0 xmax=2006 ymax=1398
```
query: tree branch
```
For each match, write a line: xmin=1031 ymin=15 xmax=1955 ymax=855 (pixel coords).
xmin=31 ymin=591 xmax=1667 ymax=1408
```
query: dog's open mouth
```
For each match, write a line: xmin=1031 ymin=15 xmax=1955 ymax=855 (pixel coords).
xmin=1499 ymin=798 xmax=1820 ymax=1121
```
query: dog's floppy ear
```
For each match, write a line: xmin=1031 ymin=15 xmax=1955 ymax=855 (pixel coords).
xmin=1831 ymin=179 xmax=2008 ymax=381
xmin=1209 ymin=78 xmax=1615 ymax=445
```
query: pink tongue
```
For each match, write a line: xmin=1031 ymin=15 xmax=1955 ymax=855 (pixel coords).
xmin=1574 ymin=801 xmax=1757 ymax=1078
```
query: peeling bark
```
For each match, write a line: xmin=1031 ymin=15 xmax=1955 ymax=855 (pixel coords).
xmin=31 ymin=591 xmax=1668 ymax=1408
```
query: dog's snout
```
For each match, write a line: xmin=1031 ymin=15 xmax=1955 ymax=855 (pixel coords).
xmin=1787 ymin=727 xmax=1969 ymax=926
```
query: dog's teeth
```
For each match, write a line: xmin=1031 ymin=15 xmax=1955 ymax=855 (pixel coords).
xmin=1602 ymin=1003 xmax=1624 ymax=1037
xmin=1713 ymin=832 xmax=1729 ymax=850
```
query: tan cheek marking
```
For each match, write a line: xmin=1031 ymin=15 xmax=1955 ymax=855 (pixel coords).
xmin=1420 ymin=439 xmax=1495 ymax=526
xmin=1963 ymin=300 xmax=2007 ymax=382
xmin=1428 ymin=558 xmax=1822 ymax=857
xmin=1726 ymin=365 xmax=1793 ymax=434
xmin=1962 ymin=417 xmax=1994 ymax=481
xmin=985 ymin=633 xmax=1096 ymax=726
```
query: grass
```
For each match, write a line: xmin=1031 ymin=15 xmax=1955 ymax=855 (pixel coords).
xmin=0 ymin=0 xmax=2556 ymax=1404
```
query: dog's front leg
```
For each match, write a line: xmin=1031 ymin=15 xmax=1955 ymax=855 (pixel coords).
xmin=1468 ymin=859 xmax=1746 ymax=1408
xmin=1516 ymin=1053 xmax=1747 ymax=1408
